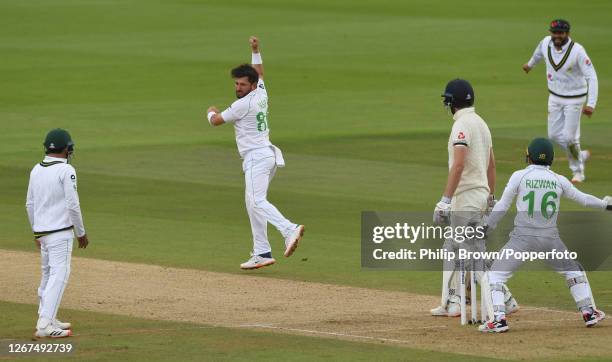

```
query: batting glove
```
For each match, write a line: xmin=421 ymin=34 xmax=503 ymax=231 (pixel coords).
xmin=487 ymin=194 xmax=497 ymax=212
xmin=604 ymin=196 xmax=612 ymax=211
xmin=433 ymin=196 xmax=452 ymax=225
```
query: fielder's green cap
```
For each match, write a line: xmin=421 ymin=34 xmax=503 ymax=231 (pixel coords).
xmin=527 ymin=137 xmax=554 ymax=166
xmin=44 ymin=128 xmax=74 ymax=154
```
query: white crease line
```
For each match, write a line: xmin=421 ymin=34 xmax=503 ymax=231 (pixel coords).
xmin=516 ymin=318 xmax=577 ymax=324
xmin=114 ymin=325 xmax=221 ymax=333
xmin=240 ymin=324 xmax=411 ymax=344
xmin=236 ymin=323 xmax=278 ymax=328
xmin=520 ymin=307 xmax=576 ymax=314
xmin=357 ymin=325 xmax=449 ymax=333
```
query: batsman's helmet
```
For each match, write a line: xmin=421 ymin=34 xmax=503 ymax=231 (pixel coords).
xmin=44 ymin=128 xmax=74 ymax=155
xmin=442 ymin=79 xmax=475 ymax=109
xmin=550 ymin=19 xmax=570 ymax=32
xmin=526 ymin=137 xmax=554 ymax=166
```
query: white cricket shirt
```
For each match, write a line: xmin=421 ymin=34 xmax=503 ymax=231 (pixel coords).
xmin=26 ymin=156 xmax=86 ymax=241
xmin=486 ymin=165 xmax=605 ymax=236
xmin=448 ymin=107 xmax=492 ymax=196
xmin=527 ymin=36 xmax=598 ymax=107
xmin=221 ymin=78 xmax=272 ymax=158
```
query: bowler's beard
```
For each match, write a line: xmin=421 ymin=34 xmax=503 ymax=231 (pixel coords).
xmin=235 ymin=89 xmax=252 ymax=99
xmin=236 ymin=87 xmax=255 ymax=99
xmin=553 ymin=36 xmax=568 ymax=47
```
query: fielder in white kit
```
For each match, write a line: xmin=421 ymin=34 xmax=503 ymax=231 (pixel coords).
xmin=522 ymin=19 xmax=598 ymax=184
xmin=206 ymin=36 xmax=304 ymax=270
xmin=480 ymin=138 xmax=611 ymax=333
xmin=26 ymin=129 xmax=89 ymax=338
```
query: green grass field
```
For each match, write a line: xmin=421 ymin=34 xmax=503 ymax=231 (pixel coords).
xmin=2 ymin=301 xmax=501 ymax=362
xmin=1 ymin=0 xmax=612 ymax=360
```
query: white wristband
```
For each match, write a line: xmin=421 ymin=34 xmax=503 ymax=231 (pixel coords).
xmin=251 ymin=52 xmax=262 ymax=65
xmin=207 ymin=111 xmax=216 ymax=125
xmin=440 ymin=196 xmax=452 ymax=204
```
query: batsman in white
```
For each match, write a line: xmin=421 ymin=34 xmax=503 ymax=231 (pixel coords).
xmin=26 ymin=129 xmax=89 ymax=338
xmin=206 ymin=37 xmax=304 ymax=270
xmin=431 ymin=79 xmax=518 ymax=319
xmin=480 ymin=137 xmax=610 ymax=333
xmin=522 ymin=19 xmax=598 ymax=184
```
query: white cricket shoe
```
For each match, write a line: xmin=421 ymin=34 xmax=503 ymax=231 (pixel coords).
xmin=595 ymin=309 xmax=606 ymax=322
xmin=479 ymin=318 xmax=509 ymax=333
xmin=430 ymin=305 xmax=448 ymax=316
xmin=582 ymin=150 xmax=591 ymax=163
xmin=506 ymin=297 xmax=520 ymax=315
xmin=430 ymin=302 xmax=461 ymax=317
xmin=53 ymin=319 xmax=71 ymax=330
xmin=240 ymin=254 xmax=276 ymax=270
xmin=571 ymin=172 xmax=585 ymax=184
xmin=583 ymin=308 xmax=606 ymax=327
xmin=35 ymin=325 xmax=72 ymax=338
xmin=447 ymin=302 xmax=461 ymax=317
xmin=284 ymin=225 xmax=305 ymax=257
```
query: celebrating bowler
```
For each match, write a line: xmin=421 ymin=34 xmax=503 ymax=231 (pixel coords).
xmin=205 ymin=37 xmax=305 ymax=270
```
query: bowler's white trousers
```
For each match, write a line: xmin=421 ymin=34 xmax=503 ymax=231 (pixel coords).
xmin=38 ymin=237 xmax=72 ymax=322
xmin=242 ymin=147 xmax=296 ymax=255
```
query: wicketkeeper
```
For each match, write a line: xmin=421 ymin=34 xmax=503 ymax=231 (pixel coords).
xmin=480 ymin=137 xmax=610 ymax=333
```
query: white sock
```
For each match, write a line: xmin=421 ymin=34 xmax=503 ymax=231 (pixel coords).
xmin=570 ymin=283 xmax=593 ymax=312
xmin=36 ymin=317 xmax=50 ymax=330
xmin=492 ymin=290 xmax=505 ymax=321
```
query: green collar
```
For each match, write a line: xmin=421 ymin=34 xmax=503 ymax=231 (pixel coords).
xmin=548 ymin=41 xmax=574 ymax=72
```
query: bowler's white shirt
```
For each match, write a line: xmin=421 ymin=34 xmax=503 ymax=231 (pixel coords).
xmin=221 ymin=78 xmax=272 ymax=158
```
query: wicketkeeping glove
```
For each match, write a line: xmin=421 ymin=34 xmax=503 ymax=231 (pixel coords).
xmin=433 ymin=196 xmax=452 ymax=225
